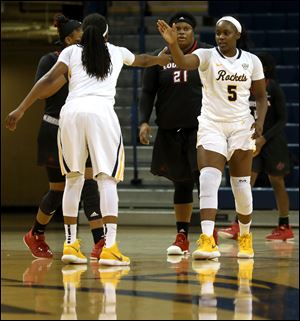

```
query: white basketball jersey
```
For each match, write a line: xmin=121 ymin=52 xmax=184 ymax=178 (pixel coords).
xmin=58 ymin=42 xmax=135 ymax=105
xmin=193 ymin=47 xmax=264 ymax=122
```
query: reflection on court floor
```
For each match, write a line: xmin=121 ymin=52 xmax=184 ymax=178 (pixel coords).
xmin=1 ymin=222 xmax=299 ymax=320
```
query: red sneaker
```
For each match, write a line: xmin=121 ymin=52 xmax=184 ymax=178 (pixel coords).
xmin=213 ymin=228 xmax=218 ymax=245
xmin=266 ymin=225 xmax=294 ymax=242
xmin=23 ymin=229 xmax=53 ymax=259
xmin=90 ymin=238 xmax=105 ymax=260
xmin=218 ymin=222 xmax=239 ymax=240
xmin=167 ymin=233 xmax=189 ymax=255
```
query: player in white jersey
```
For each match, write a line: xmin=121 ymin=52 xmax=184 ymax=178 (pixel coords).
xmin=158 ymin=16 xmax=268 ymax=259
xmin=6 ymin=13 xmax=170 ymax=266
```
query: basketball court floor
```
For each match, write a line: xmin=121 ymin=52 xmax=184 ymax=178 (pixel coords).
xmin=1 ymin=213 xmax=299 ymax=320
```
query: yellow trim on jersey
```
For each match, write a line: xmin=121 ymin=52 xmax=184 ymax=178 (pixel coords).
xmin=57 ymin=128 xmax=67 ymax=176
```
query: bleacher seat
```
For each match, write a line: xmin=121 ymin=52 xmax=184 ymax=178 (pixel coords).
xmin=277 ymin=66 xmax=299 ymax=83
xmin=248 ymin=31 xmax=266 ymax=47
xmin=281 ymin=84 xmax=299 ymax=103
xmin=236 ymin=14 xmax=253 ymax=29
xmin=251 ymin=48 xmax=282 ymax=65
xmin=285 ymin=123 xmax=299 ymax=143
xmin=238 ymin=1 xmax=272 ymax=14
xmin=219 ymin=187 xmax=299 ymax=210
xmin=266 ymin=30 xmax=299 ymax=47
xmin=288 ymin=144 xmax=299 ymax=160
xmin=282 ymin=48 xmax=299 ymax=65
xmin=286 ymin=13 xmax=299 ymax=29
xmin=252 ymin=14 xmax=286 ymax=30
xmin=285 ymin=166 xmax=299 ymax=188
xmin=287 ymin=103 xmax=299 ymax=123
xmin=236 ymin=13 xmax=298 ymax=31
xmin=271 ymin=1 xmax=299 ymax=13
xmin=199 ymin=31 xmax=215 ymax=44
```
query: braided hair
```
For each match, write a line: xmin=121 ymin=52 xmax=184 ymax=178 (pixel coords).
xmin=81 ymin=13 xmax=112 ymax=80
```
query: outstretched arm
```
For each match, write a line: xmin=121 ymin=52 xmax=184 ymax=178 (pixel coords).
xmin=157 ymin=19 xmax=200 ymax=70
xmin=5 ymin=61 xmax=68 ymax=131
xmin=131 ymin=48 xmax=170 ymax=67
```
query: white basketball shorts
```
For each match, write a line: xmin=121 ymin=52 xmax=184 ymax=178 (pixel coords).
xmin=196 ymin=115 xmax=256 ymax=161
xmin=58 ymin=96 xmax=125 ymax=181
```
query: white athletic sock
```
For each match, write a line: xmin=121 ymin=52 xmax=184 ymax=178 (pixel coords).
xmin=201 ymin=220 xmax=215 ymax=237
xmin=64 ymin=224 xmax=77 ymax=244
xmin=238 ymin=221 xmax=251 ymax=236
xmin=105 ymin=223 xmax=117 ymax=248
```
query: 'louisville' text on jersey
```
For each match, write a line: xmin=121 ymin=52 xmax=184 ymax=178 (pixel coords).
xmin=163 ymin=62 xmax=178 ymax=69
xmin=216 ymin=70 xmax=248 ymax=81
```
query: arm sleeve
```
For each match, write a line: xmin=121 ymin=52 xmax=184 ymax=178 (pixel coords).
xmin=192 ymin=48 xmax=211 ymax=71
xmin=119 ymin=47 xmax=135 ymax=66
xmin=139 ymin=65 xmax=159 ymax=124
xmin=251 ymin=54 xmax=265 ymax=81
xmin=264 ymin=80 xmax=287 ymax=141
xmin=57 ymin=46 xmax=71 ymax=67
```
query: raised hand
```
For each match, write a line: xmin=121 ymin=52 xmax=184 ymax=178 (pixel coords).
xmin=157 ymin=20 xmax=177 ymax=45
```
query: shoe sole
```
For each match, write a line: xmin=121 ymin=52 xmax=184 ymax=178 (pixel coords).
xmin=237 ymin=252 xmax=254 ymax=258
xmin=23 ymin=236 xmax=53 ymax=259
xmin=192 ymin=251 xmax=221 ymax=260
xmin=89 ymin=256 xmax=99 ymax=260
xmin=167 ymin=246 xmax=189 ymax=255
xmin=98 ymin=259 xmax=130 ymax=266
xmin=61 ymin=255 xmax=87 ymax=264
xmin=266 ymin=237 xmax=295 ymax=242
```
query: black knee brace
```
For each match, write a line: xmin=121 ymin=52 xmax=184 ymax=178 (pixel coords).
xmin=173 ymin=180 xmax=195 ymax=204
xmin=39 ymin=190 xmax=64 ymax=215
xmin=81 ymin=179 xmax=101 ymax=221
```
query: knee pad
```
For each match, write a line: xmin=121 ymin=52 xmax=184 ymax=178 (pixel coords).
xmin=199 ymin=167 xmax=222 ymax=209
xmin=173 ymin=180 xmax=194 ymax=204
xmin=81 ymin=179 xmax=101 ymax=221
xmin=40 ymin=190 xmax=63 ymax=215
xmin=63 ymin=173 xmax=85 ymax=217
xmin=230 ymin=176 xmax=252 ymax=215
xmin=96 ymin=176 xmax=118 ymax=216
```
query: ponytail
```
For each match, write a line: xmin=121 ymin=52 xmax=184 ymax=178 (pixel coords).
xmin=81 ymin=14 xmax=112 ymax=80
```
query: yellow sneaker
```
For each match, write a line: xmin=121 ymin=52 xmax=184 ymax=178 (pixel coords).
xmin=192 ymin=260 xmax=221 ymax=284
xmin=99 ymin=243 xmax=130 ymax=266
xmin=192 ymin=234 xmax=221 ymax=260
xmin=62 ymin=265 xmax=87 ymax=288
xmin=237 ymin=233 xmax=254 ymax=258
xmin=99 ymin=266 xmax=130 ymax=287
xmin=61 ymin=239 xmax=87 ymax=264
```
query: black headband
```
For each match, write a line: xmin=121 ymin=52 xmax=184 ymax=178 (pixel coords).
xmin=60 ymin=20 xmax=81 ymax=41
xmin=169 ymin=15 xmax=196 ymax=29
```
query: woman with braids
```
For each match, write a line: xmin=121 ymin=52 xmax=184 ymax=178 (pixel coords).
xmin=6 ymin=13 xmax=169 ymax=265
xmin=6 ymin=14 xmax=105 ymax=261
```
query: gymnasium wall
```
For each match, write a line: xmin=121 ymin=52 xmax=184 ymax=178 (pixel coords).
xmin=1 ymin=41 xmax=56 ymax=206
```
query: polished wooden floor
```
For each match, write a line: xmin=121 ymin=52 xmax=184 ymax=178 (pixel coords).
xmin=1 ymin=214 xmax=299 ymax=320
